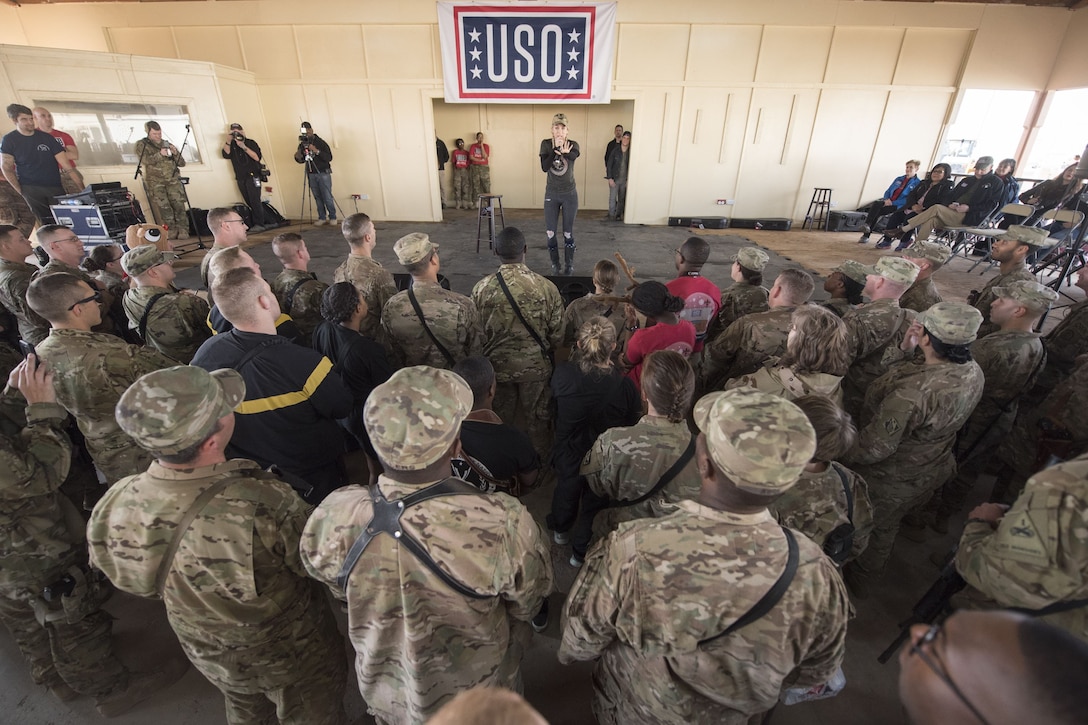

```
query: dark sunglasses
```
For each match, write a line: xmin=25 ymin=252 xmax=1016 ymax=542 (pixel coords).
xmin=67 ymin=290 xmax=101 ymax=311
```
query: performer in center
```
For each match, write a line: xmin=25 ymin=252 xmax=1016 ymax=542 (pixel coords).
xmin=540 ymin=113 xmax=580 ymax=276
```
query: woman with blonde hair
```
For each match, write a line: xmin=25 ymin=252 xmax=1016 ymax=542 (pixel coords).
xmin=560 ymin=259 xmax=627 ymax=360
xmin=725 ymin=303 xmax=850 ymax=405
xmin=549 ymin=316 xmax=641 ymax=567
xmin=583 ymin=350 xmax=700 ymax=546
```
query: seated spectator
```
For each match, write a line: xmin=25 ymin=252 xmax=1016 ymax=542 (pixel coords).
xmin=870 ymin=163 xmax=955 ymax=249
xmin=450 ymin=355 xmax=540 ymax=495
xmin=428 ymin=687 xmax=548 ymax=725
xmin=821 ymin=260 xmax=867 ymax=318
xmin=81 ymin=243 xmax=127 ymax=293
xmin=707 ymin=246 xmax=769 ymax=339
xmin=857 ymin=159 xmax=921 ymax=244
xmin=623 ymin=281 xmax=695 ymax=389
xmin=560 ymin=259 xmax=627 ymax=362
xmin=995 ymin=157 xmax=1020 ymax=207
xmin=887 ymin=156 xmax=1004 ymax=243
xmin=120 ymin=244 xmax=210 ymax=363
xmin=205 ymin=246 xmax=302 ymax=341
xmin=725 ymin=304 xmax=850 ymax=406
xmin=1006 ymin=163 xmax=1086 ymax=229
xmin=899 ymin=240 xmax=952 ymax=314
xmin=666 ymin=236 xmax=721 ymax=353
xmin=269 ymin=232 xmax=328 ymax=347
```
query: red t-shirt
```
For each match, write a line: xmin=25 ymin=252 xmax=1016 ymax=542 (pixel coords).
xmin=666 ymin=275 xmax=721 ymax=351
xmin=50 ymin=129 xmax=76 ymax=170
xmin=452 ymin=148 xmax=470 ymax=169
xmin=624 ymin=320 xmax=696 ymax=389
xmin=469 ymin=143 xmax=490 ymax=166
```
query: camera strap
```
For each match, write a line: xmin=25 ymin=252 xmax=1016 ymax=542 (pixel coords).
xmin=408 ymin=287 xmax=456 ymax=367
xmin=137 ymin=292 xmax=170 ymax=343
xmin=154 ymin=475 xmax=237 ymax=595
xmin=496 ymin=271 xmax=553 ymax=366
xmin=608 ymin=434 xmax=695 ymax=509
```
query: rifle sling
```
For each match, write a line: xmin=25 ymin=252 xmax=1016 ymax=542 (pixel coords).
xmin=496 ymin=271 xmax=552 ymax=364
xmin=608 ymin=435 xmax=695 ymax=508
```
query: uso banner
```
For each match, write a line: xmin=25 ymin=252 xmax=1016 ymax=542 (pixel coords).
xmin=438 ymin=2 xmax=617 ymax=103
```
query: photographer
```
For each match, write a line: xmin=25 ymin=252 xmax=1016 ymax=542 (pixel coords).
xmin=220 ymin=122 xmax=269 ymax=233
xmin=293 ymin=121 xmax=335 ymax=225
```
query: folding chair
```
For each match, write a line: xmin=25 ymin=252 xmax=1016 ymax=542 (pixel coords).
xmin=1031 ymin=209 xmax=1086 ymax=282
xmin=939 ymin=202 xmax=1020 ymax=261
xmin=960 ymin=203 xmax=1036 ymax=270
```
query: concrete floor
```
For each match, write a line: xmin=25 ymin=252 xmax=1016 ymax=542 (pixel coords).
xmin=2 ymin=206 xmax=1080 ymax=724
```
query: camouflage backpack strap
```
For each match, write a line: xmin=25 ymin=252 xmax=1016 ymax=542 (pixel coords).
xmin=335 ymin=477 xmax=491 ymax=599
xmin=699 ymin=527 xmax=799 ymax=645
xmin=407 ymin=287 xmax=456 ymax=367
xmin=136 ymin=292 xmax=170 ymax=343
xmin=608 ymin=434 xmax=696 ymax=509
xmin=153 ymin=473 xmax=238 ymax=596
xmin=283 ymin=273 xmax=317 ymax=316
xmin=495 ymin=271 xmax=554 ymax=366
xmin=822 ymin=463 xmax=856 ymax=566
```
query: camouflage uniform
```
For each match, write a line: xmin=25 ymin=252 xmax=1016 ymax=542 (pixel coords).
xmin=122 ymin=286 xmax=211 ymax=363
xmin=971 ymin=265 xmax=1035 ymax=339
xmin=472 ymin=263 xmax=564 ymax=457
xmin=0 ymin=257 xmax=49 ymax=345
xmin=382 ymin=281 xmax=484 ymax=369
xmin=133 ymin=137 xmax=188 ymax=233
xmin=712 ymin=281 xmax=769 ymax=337
xmin=0 ymin=178 xmax=37 ymax=238
xmin=0 ymin=388 xmax=130 ymax=698
xmin=35 ymin=259 xmax=120 ymax=337
xmin=35 ymin=328 xmax=174 ymax=483
xmin=200 ymin=243 xmax=232 ymax=290
xmin=1035 ymin=298 xmax=1088 ymax=394
xmin=300 ymin=367 xmax=554 ymax=725
xmin=899 ymin=276 xmax=942 ymax=314
xmin=770 ymin=462 xmax=874 ymax=564
xmin=841 ymin=298 xmax=915 ymax=417
xmin=820 ymin=297 xmax=853 ymax=318
xmin=87 ymin=366 xmax=349 ymax=724
xmin=724 ymin=362 xmax=843 ymax=407
xmin=581 ymin=415 xmax=702 ymax=540
xmin=562 ymin=293 xmax=626 ymax=351
xmin=955 ymin=452 xmax=1088 ymax=642
xmin=333 ymin=254 xmax=397 ymax=340
xmin=702 ymin=306 xmax=794 ymax=390
xmin=270 ymin=269 xmax=328 ymax=347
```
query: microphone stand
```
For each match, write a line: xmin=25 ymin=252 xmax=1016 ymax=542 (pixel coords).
xmin=168 ymin=124 xmax=206 ymax=254
xmin=133 ymin=138 xmax=157 ymax=226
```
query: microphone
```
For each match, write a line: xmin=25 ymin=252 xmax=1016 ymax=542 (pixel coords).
xmin=185 ymin=124 xmax=191 ymax=131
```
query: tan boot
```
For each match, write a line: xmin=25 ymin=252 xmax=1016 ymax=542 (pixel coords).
xmin=176 ymin=228 xmax=190 ymax=241
xmin=96 ymin=658 xmax=189 ymax=718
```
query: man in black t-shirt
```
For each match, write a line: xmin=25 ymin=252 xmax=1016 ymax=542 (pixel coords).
xmin=220 ymin=122 xmax=269 ymax=231
xmin=1 ymin=103 xmax=75 ymax=222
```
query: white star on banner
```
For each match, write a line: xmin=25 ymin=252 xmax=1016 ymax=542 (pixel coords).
xmin=470 ymin=48 xmax=482 ymax=61
xmin=567 ymin=48 xmax=580 ymax=62
xmin=468 ymin=28 xmax=481 ymax=43
xmin=567 ymin=29 xmax=581 ymax=43
xmin=471 ymin=66 xmax=482 ymax=79
xmin=567 ymin=67 xmax=579 ymax=80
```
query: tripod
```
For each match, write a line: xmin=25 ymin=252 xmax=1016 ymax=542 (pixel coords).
xmin=296 ymin=139 xmax=344 ymax=229
xmin=168 ymin=125 xmax=207 ymax=255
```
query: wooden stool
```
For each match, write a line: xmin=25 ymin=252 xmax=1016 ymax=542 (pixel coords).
xmin=804 ymin=188 xmax=832 ymax=230
xmin=476 ymin=194 xmax=505 ymax=253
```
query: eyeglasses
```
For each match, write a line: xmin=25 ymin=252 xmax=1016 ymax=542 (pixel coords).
xmin=53 ymin=236 xmax=83 ymax=245
xmin=910 ymin=622 xmax=991 ymax=724
xmin=223 ymin=219 xmax=247 ymax=226
xmin=66 ymin=290 xmax=101 ymax=311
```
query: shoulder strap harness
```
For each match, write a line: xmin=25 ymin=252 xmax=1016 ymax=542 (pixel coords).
xmin=407 ymin=287 xmax=456 ymax=367
xmin=608 ymin=434 xmax=696 ymax=509
xmin=137 ymin=292 xmax=171 ymax=343
xmin=496 ymin=271 xmax=553 ymax=365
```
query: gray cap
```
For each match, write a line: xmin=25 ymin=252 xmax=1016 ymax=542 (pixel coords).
xmin=364 ymin=366 xmax=472 ymax=471
xmin=917 ymin=301 xmax=982 ymax=345
xmin=1004 ymin=225 xmax=1057 ymax=249
xmin=733 ymin=247 xmax=769 ymax=272
xmin=692 ymin=388 xmax=816 ymax=495
xmin=116 ymin=366 xmax=245 ymax=455
xmin=993 ymin=280 xmax=1059 ymax=314
xmin=393 ymin=232 xmax=439 ymax=266
xmin=834 ymin=259 xmax=869 ymax=285
xmin=860 ymin=256 xmax=920 ymax=286
xmin=121 ymin=244 xmax=178 ymax=277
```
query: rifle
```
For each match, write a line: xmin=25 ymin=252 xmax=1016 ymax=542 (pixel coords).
xmin=877 ymin=551 xmax=966 ymax=664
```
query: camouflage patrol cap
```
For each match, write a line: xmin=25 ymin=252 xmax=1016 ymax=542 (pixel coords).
xmin=552 ymin=113 xmax=568 ymax=126
xmin=834 ymin=259 xmax=869 ymax=285
xmin=364 ymin=366 xmax=472 ymax=471
xmin=993 ymin=279 xmax=1059 ymax=314
xmin=116 ymin=366 xmax=245 ymax=456
xmin=903 ymin=240 xmax=952 ymax=268
xmin=393 ymin=233 xmax=439 ymax=266
xmin=860 ymin=256 xmax=920 ymax=286
xmin=121 ymin=244 xmax=178 ymax=277
xmin=1004 ymin=225 xmax=1056 ymax=249
xmin=917 ymin=301 xmax=982 ymax=345
xmin=693 ymin=388 xmax=816 ymax=495
xmin=732 ymin=247 xmax=769 ymax=272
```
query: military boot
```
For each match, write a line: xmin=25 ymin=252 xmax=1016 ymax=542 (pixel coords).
xmin=548 ymin=247 xmax=560 ymax=275
xmin=563 ymin=243 xmax=575 ymax=276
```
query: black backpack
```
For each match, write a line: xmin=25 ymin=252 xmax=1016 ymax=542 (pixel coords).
xmin=822 ymin=463 xmax=856 ymax=566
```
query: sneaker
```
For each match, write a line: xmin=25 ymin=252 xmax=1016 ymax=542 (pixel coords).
xmin=861 ymin=224 xmax=871 ymax=235
xmin=176 ymin=229 xmax=190 ymax=241
xmin=96 ymin=658 xmax=189 ymax=718
xmin=857 ymin=234 xmax=870 ymax=244
xmin=530 ymin=598 xmax=549 ymax=633
xmin=894 ymin=240 xmax=911 ymax=252
xmin=569 ymin=553 xmax=584 ymax=568
xmin=314 ymin=219 xmax=327 ymax=226
xmin=874 ymin=239 xmax=893 ymax=250
xmin=248 ymin=225 xmax=267 ymax=233
xmin=553 ymin=530 xmax=569 ymax=546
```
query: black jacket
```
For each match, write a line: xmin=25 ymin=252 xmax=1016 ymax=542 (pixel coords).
xmin=952 ymin=172 xmax=1004 ymax=225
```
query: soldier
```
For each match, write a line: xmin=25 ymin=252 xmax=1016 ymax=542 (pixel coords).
xmin=969 ymin=225 xmax=1057 ymax=338
xmin=133 ymin=121 xmax=189 ymax=240
xmin=27 ymin=273 xmax=175 ymax=484
xmin=921 ymin=280 xmax=1054 ymax=534
xmin=1033 ymin=269 xmax=1088 ymax=394
xmin=560 ymin=259 xmax=627 ymax=361
xmin=0 ymin=177 xmax=36 ymax=238
xmin=899 ymin=239 xmax=951 ymax=313
xmin=666 ymin=236 xmax=721 ymax=354
xmin=0 ymin=357 xmax=188 ymax=716
xmin=472 ymin=226 xmax=564 ymax=458
xmin=702 ymin=267 xmax=814 ymax=390
xmin=840 ymin=255 xmax=920 ymax=417
xmin=707 ymin=245 xmax=769 ymax=340
xmin=87 ymin=365 xmax=349 ymax=724
xmin=34 ymin=223 xmax=120 ymax=336
xmin=953 ymin=452 xmax=1088 ymax=642
xmin=842 ymin=302 xmax=985 ymax=598
xmin=382 ymin=232 xmax=483 ymax=369
xmin=333 ymin=212 xmax=396 ymax=340
xmin=121 ymin=244 xmax=210 ymax=363
xmin=771 ymin=394 xmax=874 ymax=564
xmin=270 ymin=232 xmax=328 ymax=347
xmin=582 ymin=350 xmax=700 ymax=541
xmin=199 ymin=207 xmax=249 ymax=291
xmin=820 ymin=259 xmax=866 ymax=318
xmin=205 ymin=246 xmax=300 ymax=342
xmin=299 ymin=366 xmax=554 ymax=724
xmin=0 ymin=224 xmax=49 ymax=345
xmin=560 ymin=388 xmax=850 ymax=724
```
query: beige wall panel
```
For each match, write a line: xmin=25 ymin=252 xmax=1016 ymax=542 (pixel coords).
xmin=891 ymin=28 xmax=972 ymax=88
xmin=624 ymin=88 xmax=684 ymax=224
xmin=580 ymin=101 xmax=635 ymax=212
xmin=686 ymin=26 xmax=762 ymax=84
xmin=961 ymin=7 xmax=1068 ymax=90
xmin=824 ymin=27 xmax=902 ymax=85
xmin=253 ymin=84 xmax=318 ymax=218
xmin=4 ymin=61 xmax=126 ymax=96
xmin=238 ymin=26 xmax=300 ymax=79
xmin=733 ymin=88 xmax=819 ymax=219
xmin=797 ymin=89 xmax=887 ymax=219
xmin=433 ymin=101 xmax=485 ymax=210
xmin=831 ymin=3 xmax=900 ymax=28
xmin=369 ymin=86 xmax=433 ymax=220
xmin=885 ymin=4 xmax=984 ymax=30
xmin=173 ymin=27 xmax=245 ymax=71
xmin=0 ymin=8 xmax=27 ymax=46
xmin=1044 ymin=7 xmax=1088 ymax=91
xmin=106 ymin=27 xmax=178 ymax=60
xmin=616 ymin=25 xmax=689 ymax=83
xmin=296 ymin=26 xmax=366 ymax=80
xmin=756 ymin=27 xmax=833 ymax=84
xmin=363 ymin=26 xmax=433 ymax=80
xmin=669 ymin=87 xmax=751 ymax=217
xmin=863 ymin=90 xmax=951 ymax=205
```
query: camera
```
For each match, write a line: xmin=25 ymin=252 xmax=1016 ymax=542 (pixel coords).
xmin=232 ymin=131 xmax=244 ymax=141
xmin=259 ymin=165 xmax=271 ymax=182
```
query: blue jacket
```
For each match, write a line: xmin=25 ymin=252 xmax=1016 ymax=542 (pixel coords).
xmin=883 ymin=174 xmax=922 ymax=209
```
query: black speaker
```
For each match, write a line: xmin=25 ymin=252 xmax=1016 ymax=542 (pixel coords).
xmin=544 ymin=275 xmax=595 ymax=306
xmin=668 ymin=216 xmax=729 ymax=229
xmin=188 ymin=208 xmax=212 ymax=237
xmin=729 ymin=217 xmax=793 ymax=231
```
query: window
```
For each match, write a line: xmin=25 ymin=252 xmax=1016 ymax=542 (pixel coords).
xmin=938 ymin=89 xmax=1035 ymax=174
xmin=1025 ymin=88 xmax=1088 ymax=180
xmin=33 ymin=100 xmax=202 ymax=167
